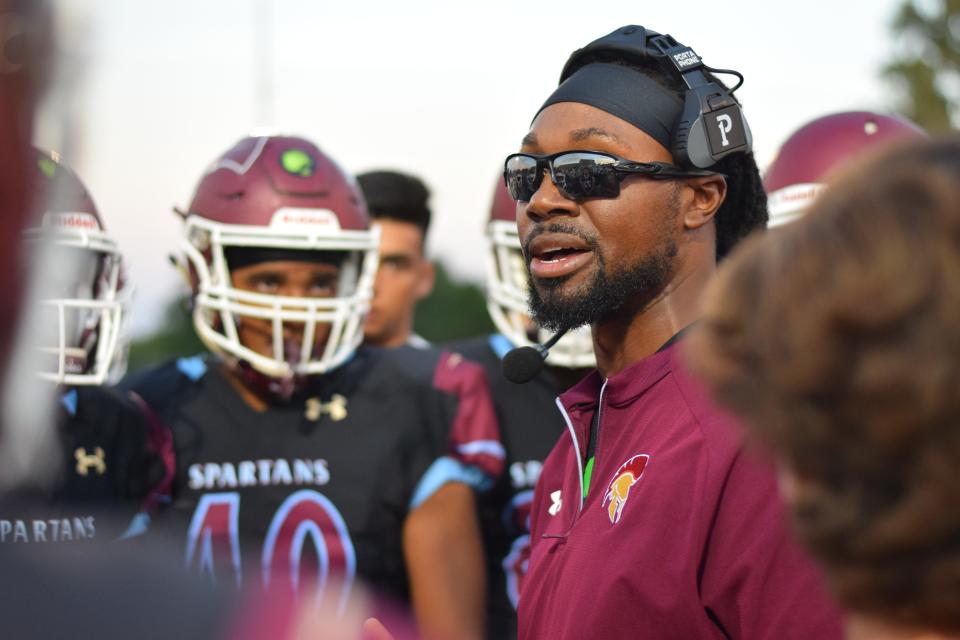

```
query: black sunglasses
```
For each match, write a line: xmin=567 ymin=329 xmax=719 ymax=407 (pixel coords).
xmin=503 ymin=150 xmax=718 ymax=202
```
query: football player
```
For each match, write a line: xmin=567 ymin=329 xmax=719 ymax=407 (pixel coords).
xmin=1 ymin=149 xmax=169 ymax=543
xmin=446 ymin=178 xmax=593 ymax=640
xmin=357 ymin=170 xmax=435 ymax=349
xmin=764 ymin=111 xmax=927 ymax=227
xmin=123 ymin=135 xmax=492 ymax=640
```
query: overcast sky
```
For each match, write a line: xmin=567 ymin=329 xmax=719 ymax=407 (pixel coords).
xmin=39 ymin=0 xmax=905 ymax=336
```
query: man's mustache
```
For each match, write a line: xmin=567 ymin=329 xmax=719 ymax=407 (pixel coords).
xmin=521 ymin=223 xmax=600 ymax=266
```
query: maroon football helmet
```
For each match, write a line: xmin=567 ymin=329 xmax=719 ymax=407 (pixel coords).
xmin=177 ymin=135 xmax=378 ymax=378
xmin=765 ymin=111 xmax=927 ymax=226
xmin=22 ymin=149 xmax=127 ymax=385
xmin=485 ymin=178 xmax=594 ymax=368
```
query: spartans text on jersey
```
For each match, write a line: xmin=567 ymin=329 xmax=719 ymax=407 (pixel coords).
xmin=187 ymin=458 xmax=331 ymax=491
xmin=1 ymin=517 xmax=97 ymax=543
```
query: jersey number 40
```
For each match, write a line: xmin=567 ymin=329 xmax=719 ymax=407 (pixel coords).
xmin=185 ymin=489 xmax=357 ymax=611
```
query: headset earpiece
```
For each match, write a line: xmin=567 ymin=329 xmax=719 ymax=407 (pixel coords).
xmin=674 ymin=82 xmax=752 ymax=168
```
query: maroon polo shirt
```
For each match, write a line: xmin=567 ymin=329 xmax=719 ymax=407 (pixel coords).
xmin=519 ymin=341 xmax=842 ymax=639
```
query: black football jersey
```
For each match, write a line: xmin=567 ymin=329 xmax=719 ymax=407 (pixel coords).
xmin=448 ymin=335 xmax=572 ymax=640
xmin=389 ymin=344 xmax=504 ymax=486
xmin=121 ymin=346 xmax=471 ymax=606
xmin=0 ymin=385 xmax=167 ymax=546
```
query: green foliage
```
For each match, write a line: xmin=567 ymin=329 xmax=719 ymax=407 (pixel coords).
xmin=127 ymin=297 xmax=204 ymax=374
xmin=414 ymin=262 xmax=495 ymax=343
xmin=126 ymin=261 xmax=493 ymax=374
xmin=884 ymin=0 xmax=960 ymax=131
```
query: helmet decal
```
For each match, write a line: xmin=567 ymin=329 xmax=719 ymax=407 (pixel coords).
xmin=37 ymin=154 xmax=57 ymax=178
xmin=280 ymin=148 xmax=316 ymax=177
xmin=211 ymin=135 xmax=269 ymax=176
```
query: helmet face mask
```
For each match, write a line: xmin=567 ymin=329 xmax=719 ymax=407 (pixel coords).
xmin=180 ymin=136 xmax=379 ymax=380
xmin=183 ymin=212 xmax=379 ymax=377
xmin=26 ymin=153 xmax=128 ymax=387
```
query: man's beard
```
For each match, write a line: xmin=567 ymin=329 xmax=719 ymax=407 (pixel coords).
xmin=527 ymin=229 xmax=678 ymax=333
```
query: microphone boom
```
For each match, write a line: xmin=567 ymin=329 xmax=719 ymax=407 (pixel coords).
xmin=501 ymin=328 xmax=570 ymax=384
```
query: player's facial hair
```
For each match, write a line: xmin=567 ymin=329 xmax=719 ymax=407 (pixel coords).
xmin=526 ymin=191 xmax=681 ymax=333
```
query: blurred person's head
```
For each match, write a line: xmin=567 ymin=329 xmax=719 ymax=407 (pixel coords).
xmin=0 ymin=0 xmax=51 ymax=366
xmin=174 ymin=135 xmax=378 ymax=399
xmin=0 ymin=2 xmax=78 ymax=494
xmin=507 ymin=26 xmax=766 ymax=355
xmin=764 ymin=111 xmax=927 ymax=227
xmin=356 ymin=170 xmax=434 ymax=348
xmin=23 ymin=149 xmax=128 ymax=386
xmin=690 ymin=137 xmax=960 ymax=638
xmin=485 ymin=177 xmax=595 ymax=369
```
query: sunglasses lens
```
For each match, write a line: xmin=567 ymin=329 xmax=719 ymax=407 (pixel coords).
xmin=504 ymin=155 xmax=541 ymax=201
xmin=552 ymin=153 xmax=621 ymax=199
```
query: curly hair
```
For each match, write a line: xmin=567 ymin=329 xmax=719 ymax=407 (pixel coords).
xmin=690 ymin=137 xmax=960 ymax=633
xmin=569 ymin=50 xmax=768 ymax=259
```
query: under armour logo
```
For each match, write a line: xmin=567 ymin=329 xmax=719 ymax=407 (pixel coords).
xmin=547 ymin=490 xmax=562 ymax=516
xmin=75 ymin=447 xmax=106 ymax=477
xmin=304 ymin=394 xmax=348 ymax=422
xmin=716 ymin=114 xmax=733 ymax=147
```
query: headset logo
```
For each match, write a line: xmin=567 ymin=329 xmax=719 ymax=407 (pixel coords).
xmin=672 ymin=50 xmax=700 ymax=69
xmin=716 ymin=114 xmax=733 ymax=148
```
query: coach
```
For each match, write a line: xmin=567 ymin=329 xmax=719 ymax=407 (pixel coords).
xmin=509 ymin=26 xmax=843 ymax=639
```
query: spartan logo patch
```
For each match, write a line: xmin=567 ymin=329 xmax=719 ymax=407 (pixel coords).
xmin=280 ymin=148 xmax=316 ymax=177
xmin=601 ymin=454 xmax=649 ymax=524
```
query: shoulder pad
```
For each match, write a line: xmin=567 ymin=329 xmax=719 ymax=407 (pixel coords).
xmin=384 ymin=344 xmax=443 ymax=383
xmin=118 ymin=354 xmax=209 ymax=414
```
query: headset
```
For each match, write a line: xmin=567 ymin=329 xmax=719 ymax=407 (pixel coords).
xmin=559 ymin=25 xmax=752 ymax=169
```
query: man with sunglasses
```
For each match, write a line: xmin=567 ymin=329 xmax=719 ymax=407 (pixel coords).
xmin=511 ymin=26 xmax=842 ymax=639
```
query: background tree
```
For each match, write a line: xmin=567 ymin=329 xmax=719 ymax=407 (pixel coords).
xmin=127 ymin=297 xmax=204 ymax=373
xmin=884 ymin=0 xmax=960 ymax=131
xmin=412 ymin=263 xmax=494 ymax=343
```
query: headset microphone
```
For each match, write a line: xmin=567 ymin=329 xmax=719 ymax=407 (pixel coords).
xmin=502 ymin=328 xmax=570 ymax=384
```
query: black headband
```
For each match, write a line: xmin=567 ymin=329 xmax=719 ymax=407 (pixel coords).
xmin=535 ymin=63 xmax=683 ymax=151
